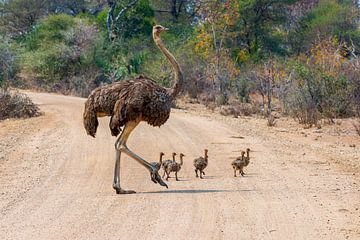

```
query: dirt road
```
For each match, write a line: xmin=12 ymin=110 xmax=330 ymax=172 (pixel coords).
xmin=0 ymin=92 xmax=359 ymax=240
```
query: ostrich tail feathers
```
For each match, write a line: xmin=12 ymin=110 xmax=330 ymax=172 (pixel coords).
xmin=83 ymin=99 xmax=98 ymax=138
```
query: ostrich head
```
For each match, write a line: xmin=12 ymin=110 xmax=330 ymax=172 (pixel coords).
xmin=171 ymin=152 xmax=177 ymax=162
xmin=179 ymin=153 xmax=185 ymax=166
xmin=160 ymin=152 xmax=165 ymax=156
xmin=241 ymin=151 xmax=245 ymax=156
xmin=246 ymin=148 xmax=250 ymax=153
xmin=153 ymin=25 xmax=169 ymax=37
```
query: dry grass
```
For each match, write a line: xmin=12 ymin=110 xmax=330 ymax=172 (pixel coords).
xmin=219 ymin=103 xmax=259 ymax=117
xmin=0 ymin=88 xmax=41 ymax=120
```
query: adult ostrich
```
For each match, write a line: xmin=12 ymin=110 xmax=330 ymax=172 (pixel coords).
xmin=83 ymin=25 xmax=183 ymax=194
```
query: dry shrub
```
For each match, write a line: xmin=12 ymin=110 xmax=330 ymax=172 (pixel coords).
xmin=219 ymin=102 xmax=259 ymax=117
xmin=0 ymin=88 xmax=40 ymax=120
xmin=267 ymin=113 xmax=276 ymax=127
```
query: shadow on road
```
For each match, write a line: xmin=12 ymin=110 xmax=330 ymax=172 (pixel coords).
xmin=141 ymin=189 xmax=255 ymax=194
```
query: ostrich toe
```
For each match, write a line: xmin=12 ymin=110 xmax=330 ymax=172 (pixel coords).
xmin=150 ymin=170 xmax=168 ymax=188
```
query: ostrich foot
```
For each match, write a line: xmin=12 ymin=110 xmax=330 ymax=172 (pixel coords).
xmin=113 ymin=185 xmax=136 ymax=194
xmin=150 ymin=169 xmax=168 ymax=188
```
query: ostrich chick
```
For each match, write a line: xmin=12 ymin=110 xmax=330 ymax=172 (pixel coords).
xmin=162 ymin=152 xmax=176 ymax=178
xmin=231 ymin=151 xmax=245 ymax=177
xmin=194 ymin=149 xmax=208 ymax=179
xmin=240 ymin=148 xmax=251 ymax=175
xmin=165 ymin=153 xmax=184 ymax=181
xmin=150 ymin=152 xmax=165 ymax=171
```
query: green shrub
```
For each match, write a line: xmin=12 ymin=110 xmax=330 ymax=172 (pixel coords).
xmin=283 ymin=62 xmax=352 ymax=125
xmin=291 ymin=1 xmax=360 ymax=52
xmin=21 ymin=15 xmax=101 ymax=94
xmin=0 ymin=38 xmax=19 ymax=86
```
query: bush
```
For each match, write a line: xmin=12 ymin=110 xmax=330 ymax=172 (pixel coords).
xmin=21 ymin=14 xmax=101 ymax=95
xmin=0 ymin=88 xmax=40 ymax=120
xmin=282 ymin=39 xmax=356 ymax=125
xmin=267 ymin=113 xmax=276 ymax=127
xmin=219 ymin=102 xmax=259 ymax=117
xmin=0 ymin=38 xmax=19 ymax=86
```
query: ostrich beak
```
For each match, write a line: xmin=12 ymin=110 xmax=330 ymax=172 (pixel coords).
xmin=163 ymin=27 xmax=169 ymax=31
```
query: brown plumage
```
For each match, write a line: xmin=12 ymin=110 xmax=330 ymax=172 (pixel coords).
xmin=194 ymin=149 xmax=208 ymax=179
xmin=240 ymin=148 xmax=251 ymax=175
xmin=84 ymin=76 xmax=172 ymax=137
xmin=232 ymin=151 xmax=246 ymax=177
xmin=162 ymin=152 xmax=175 ymax=178
xmin=165 ymin=153 xmax=184 ymax=181
xmin=83 ymin=25 xmax=184 ymax=194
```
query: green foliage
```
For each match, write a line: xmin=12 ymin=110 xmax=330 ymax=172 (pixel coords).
xmin=283 ymin=61 xmax=353 ymax=124
xmin=0 ymin=37 xmax=20 ymax=86
xmin=234 ymin=0 xmax=296 ymax=59
xmin=113 ymin=0 xmax=155 ymax=39
xmin=291 ymin=1 xmax=360 ymax=52
xmin=236 ymin=77 xmax=254 ymax=103
xmin=1 ymin=0 xmax=360 ymax=121
xmin=25 ymin=14 xmax=76 ymax=50
xmin=0 ymin=0 xmax=47 ymax=37
xmin=21 ymin=14 xmax=101 ymax=94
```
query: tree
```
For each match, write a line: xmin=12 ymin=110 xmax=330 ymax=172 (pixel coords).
xmin=0 ymin=0 xmax=48 ymax=37
xmin=48 ymin=0 xmax=107 ymax=15
xmin=234 ymin=0 xmax=296 ymax=58
xmin=106 ymin=0 xmax=147 ymax=41
xmin=151 ymin=0 xmax=197 ymax=23
xmin=291 ymin=1 xmax=360 ymax=54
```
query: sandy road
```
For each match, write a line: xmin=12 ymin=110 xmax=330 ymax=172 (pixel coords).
xmin=0 ymin=92 xmax=359 ymax=240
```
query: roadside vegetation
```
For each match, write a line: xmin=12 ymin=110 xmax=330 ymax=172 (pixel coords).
xmin=0 ymin=88 xmax=40 ymax=120
xmin=0 ymin=0 xmax=359 ymax=125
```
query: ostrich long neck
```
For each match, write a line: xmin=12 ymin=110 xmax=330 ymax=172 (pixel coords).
xmin=172 ymin=154 xmax=176 ymax=162
xmin=159 ymin=154 xmax=163 ymax=164
xmin=204 ymin=151 xmax=208 ymax=163
xmin=180 ymin=155 xmax=183 ymax=166
xmin=153 ymin=33 xmax=183 ymax=99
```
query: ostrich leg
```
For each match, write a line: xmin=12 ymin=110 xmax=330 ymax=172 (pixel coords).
xmin=113 ymin=121 xmax=168 ymax=194
xmin=113 ymin=150 xmax=136 ymax=194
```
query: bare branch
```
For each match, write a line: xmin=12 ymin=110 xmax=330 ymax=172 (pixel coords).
xmin=115 ymin=0 xmax=139 ymax=22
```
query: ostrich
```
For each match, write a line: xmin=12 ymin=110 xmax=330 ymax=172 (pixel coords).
xmin=194 ymin=149 xmax=208 ymax=179
xmin=83 ymin=25 xmax=183 ymax=194
xmin=162 ymin=152 xmax=176 ymax=179
xmin=240 ymin=148 xmax=251 ymax=175
xmin=151 ymin=152 xmax=165 ymax=171
xmin=165 ymin=153 xmax=184 ymax=181
xmin=232 ymin=151 xmax=245 ymax=177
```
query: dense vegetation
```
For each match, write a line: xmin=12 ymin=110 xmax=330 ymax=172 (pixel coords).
xmin=1 ymin=0 xmax=359 ymax=125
